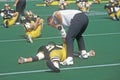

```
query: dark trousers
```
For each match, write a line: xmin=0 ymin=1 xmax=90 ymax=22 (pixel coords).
xmin=66 ymin=13 xmax=89 ymax=57
xmin=16 ymin=0 xmax=26 ymax=22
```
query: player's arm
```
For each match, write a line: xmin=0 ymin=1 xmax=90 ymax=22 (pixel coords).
xmin=62 ymin=37 xmax=66 ymax=43
xmin=13 ymin=0 xmax=19 ymax=6
xmin=11 ymin=9 xmax=18 ymax=17
xmin=57 ymin=25 xmax=66 ymax=41
xmin=54 ymin=11 xmax=67 ymax=39
xmin=0 ymin=9 xmax=5 ymax=17
xmin=32 ymin=17 xmax=41 ymax=30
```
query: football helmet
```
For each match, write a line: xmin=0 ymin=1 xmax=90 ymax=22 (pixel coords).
xmin=25 ymin=10 xmax=33 ymax=18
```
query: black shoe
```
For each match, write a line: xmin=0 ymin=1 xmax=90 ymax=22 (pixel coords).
xmin=46 ymin=60 xmax=60 ymax=73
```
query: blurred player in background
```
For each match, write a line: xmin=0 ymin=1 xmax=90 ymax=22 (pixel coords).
xmin=44 ymin=0 xmax=54 ymax=7
xmin=76 ymin=0 xmax=92 ymax=13
xmin=93 ymin=0 xmax=101 ymax=4
xmin=0 ymin=4 xmax=18 ymax=28
xmin=104 ymin=0 xmax=120 ymax=21
xmin=58 ymin=0 xmax=68 ymax=10
xmin=20 ymin=10 xmax=44 ymax=43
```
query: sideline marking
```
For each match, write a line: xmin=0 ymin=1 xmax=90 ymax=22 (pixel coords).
xmin=0 ymin=32 xmax=120 ymax=43
xmin=0 ymin=63 xmax=120 ymax=76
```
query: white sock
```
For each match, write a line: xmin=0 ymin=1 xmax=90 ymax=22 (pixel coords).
xmin=24 ymin=58 xmax=27 ymax=62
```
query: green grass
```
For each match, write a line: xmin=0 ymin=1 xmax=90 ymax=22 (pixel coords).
xmin=0 ymin=2 xmax=120 ymax=80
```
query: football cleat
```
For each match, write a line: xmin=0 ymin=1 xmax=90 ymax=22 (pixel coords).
xmin=27 ymin=35 xmax=33 ymax=43
xmin=46 ymin=60 xmax=60 ymax=72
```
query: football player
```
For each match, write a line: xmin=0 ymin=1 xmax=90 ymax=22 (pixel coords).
xmin=58 ymin=0 xmax=68 ymax=10
xmin=20 ymin=10 xmax=44 ymax=43
xmin=44 ymin=0 xmax=54 ymax=7
xmin=76 ymin=0 xmax=92 ymax=13
xmin=0 ymin=4 xmax=18 ymax=28
xmin=117 ymin=0 xmax=120 ymax=6
xmin=104 ymin=0 xmax=120 ymax=21
xmin=18 ymin=26 xmax=95 ymax=72
xmin=93 ymin=0 xmax=101 ymax=4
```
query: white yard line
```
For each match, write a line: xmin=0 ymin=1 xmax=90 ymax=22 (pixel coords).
xmin=0 ymin=63 xmax=120 ymax=76
xmin=0 ymin=32 xmax=120 ymax=43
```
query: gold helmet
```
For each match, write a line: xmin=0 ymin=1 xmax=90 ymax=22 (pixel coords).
xmin=4 ymin=3 xmax=10 ymax=9
xmin=25 ymin=10 xmax=33 ymax=18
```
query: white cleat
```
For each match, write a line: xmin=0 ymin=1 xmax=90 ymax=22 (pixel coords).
xmin=27 ymin=35 xmax=33 ymax=43
xmin=60 ymin=57 xmax=73 ymax=65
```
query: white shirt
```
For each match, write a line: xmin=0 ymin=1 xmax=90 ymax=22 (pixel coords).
xmin=52 ymin=10 xmax=82 ymax=27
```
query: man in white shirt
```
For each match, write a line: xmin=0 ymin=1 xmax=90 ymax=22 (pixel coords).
xmin=47 ymin=9 xmax=95 ymax=65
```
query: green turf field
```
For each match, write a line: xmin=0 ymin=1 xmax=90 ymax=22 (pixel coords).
xmin=0 ymin=1 xmax=120 ymax=80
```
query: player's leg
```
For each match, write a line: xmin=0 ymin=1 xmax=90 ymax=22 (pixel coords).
xmin=76 ymin=13 xmax=88 ymax=56
xmin=46 ymin=60 xmax=60 ymax=72
xmin=3 ymin=19 xmax=8 ymax=28
xmin=73 ymin=50 xmax=95 ymax=58
xmin=46 ymin=55 xmax=60 ymax=72
xmin=112 ymin=6 xmax=119 ymax=21
xmin=26 ymin=34 xmax=33 ymax=43
xmin=8 ymin=14 xmax=18 ymax=26
xmin=46 ymin=50 xmax=61 ymax=72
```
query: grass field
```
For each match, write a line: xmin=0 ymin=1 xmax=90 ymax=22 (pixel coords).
xmin=0 ymin=1 xmax=120 ymax=80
